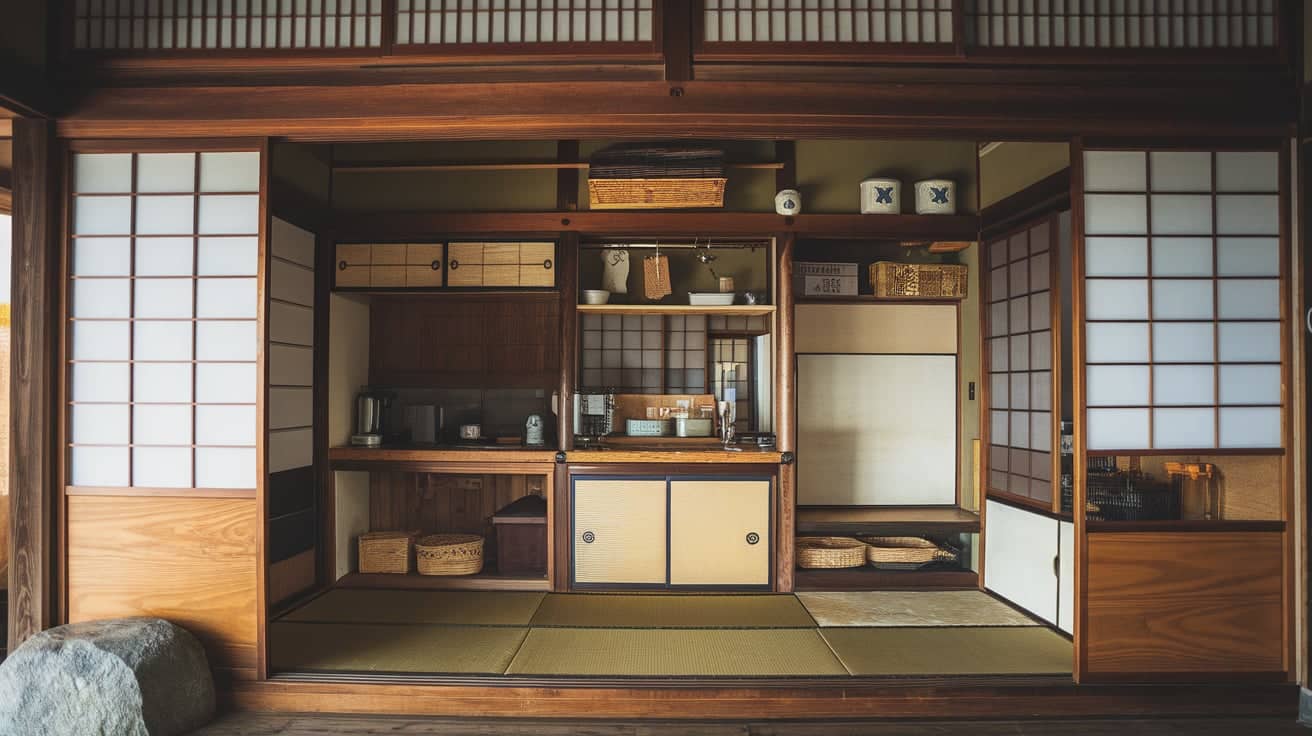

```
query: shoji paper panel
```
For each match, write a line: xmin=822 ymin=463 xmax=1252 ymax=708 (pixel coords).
xmin=965 ymin=0 xmax=1279 ymax=50
xmin=703 ymin=0 xmax=953 ymax=45
xmin=74 ymin=0 xmax=385 ymax=51
xmin=985 ymin=215 xmax=1057 ymax=502
xmin=69 ymin=150 xmax=261 ymax=489
xmin=1082 ymin=148 xmax=1283 ymax=451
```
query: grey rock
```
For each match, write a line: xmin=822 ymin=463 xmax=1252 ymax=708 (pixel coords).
xmin=0 ymin=617 xmax=216 ymax=736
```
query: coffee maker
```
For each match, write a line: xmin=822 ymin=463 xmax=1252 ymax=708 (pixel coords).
xmin=351 ymin=391 xmax=390 ymax=447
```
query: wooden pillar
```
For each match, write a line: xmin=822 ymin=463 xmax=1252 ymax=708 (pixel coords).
xmin=8 ymin=118 xmax=59 ymax=649
xmin=774 ymin=232 xmax=795 ymax=592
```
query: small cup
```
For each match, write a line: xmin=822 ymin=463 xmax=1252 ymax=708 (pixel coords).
xmin=774 ymin=189 xmax=802 ymax=216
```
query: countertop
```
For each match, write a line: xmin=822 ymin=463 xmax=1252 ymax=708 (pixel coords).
xmin=329 ymin=443 xmax=784 ymax=466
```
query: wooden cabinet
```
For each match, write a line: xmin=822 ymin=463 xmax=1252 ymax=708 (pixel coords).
xmin=572 ymin=476 xmax=772 ymax=589
xmin=669 ymin=480 xmax=770 ymax=586
xmin=334 ymin=243 xmax=445 ymax=289
xmin=572 ymin=479 xmax=667 ymax=585
xmin=448 ymin=242 xmax=555 ymax=288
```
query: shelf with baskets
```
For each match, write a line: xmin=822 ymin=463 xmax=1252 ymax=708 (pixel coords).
xmin=796 ymin=506 xmax=980 ymax=537
xmin=794 ymin=534 xmax=976 ymax=591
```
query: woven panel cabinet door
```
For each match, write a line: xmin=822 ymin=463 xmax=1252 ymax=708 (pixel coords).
xmin=669 ymin=480 xmax=771 ymax=586
xmin=573 ymin=479 xmax=667 ymax=585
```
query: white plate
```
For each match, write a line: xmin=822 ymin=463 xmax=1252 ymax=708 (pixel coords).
xmin=688 ymin=292 xmax=735 ymax=306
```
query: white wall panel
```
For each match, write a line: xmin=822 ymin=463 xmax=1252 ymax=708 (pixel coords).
xmin=985 ymin=500 xmax=1058 ymax=625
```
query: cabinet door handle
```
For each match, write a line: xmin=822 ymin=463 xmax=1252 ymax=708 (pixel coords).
xmin=746 ymin=532 xmax=760 ymax=545
xmin=1053 ymin=555 xmax=1059 ymax=577
xmin=543 ymin=258 xmax=553 ymax=270
xmin=582 ymin=531 xmax=596 ymax=544
xmin=338 ymin=260 xmax=348 ymax=271
xmin=449 ymin=259 xmax=459 ymax=270
xmin=431 ymin=260 xmax=441 ymax=270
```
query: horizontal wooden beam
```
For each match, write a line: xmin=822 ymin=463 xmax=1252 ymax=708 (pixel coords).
xmin=55 ymin=77 xmax=1296 ymax=142
xmin=330 ymin=211 xmax=981 ymax=241
xmin=333 ymin=161 xmax=784 ymax=173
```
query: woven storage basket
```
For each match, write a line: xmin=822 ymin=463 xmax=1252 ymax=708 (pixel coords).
xmin=415 ymin=533 xmax=485 ymax=576
xmin=357 ymin=530 xmax=417 ymax=574
xmin=796 ymin=536 xmax=867 ymax=569
xmin=870 ymin=262 xmax=968 ymax=299
xmin=588 ymin=178 xmax=727 ymax=210
xmin=860 ymin=536 xmax=959 ymax=567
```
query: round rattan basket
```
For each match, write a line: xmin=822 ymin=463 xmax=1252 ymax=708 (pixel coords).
xmin=415 ymin=534 xmax=484 ymax=576
xmin=860 ymin=536 xmax=958 ymax=567
xmin=796 ymin=536 xmax=867 ymax=569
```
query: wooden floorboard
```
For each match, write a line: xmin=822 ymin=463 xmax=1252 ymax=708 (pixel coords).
xmin=193 ymin=713 xmax=1307 ymax=735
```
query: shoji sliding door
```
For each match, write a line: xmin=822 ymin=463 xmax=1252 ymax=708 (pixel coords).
xmin=1076 ymin=144 xmax=1289 ymax=680
xmin=64 ymin=145 xmax=265 ymax=681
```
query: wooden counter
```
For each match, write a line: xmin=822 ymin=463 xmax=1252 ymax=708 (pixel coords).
xmin=567 ymin=448 xmax=783 ymax=464
xmin=329 ymin=445 xmax=559 ymax=471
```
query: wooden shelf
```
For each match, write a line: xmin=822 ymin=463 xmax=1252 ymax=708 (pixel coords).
xmin=337 ymin=571 xmax=549 ymax=592
xmin=333 ymin=161 xmax=784 ymax=174
xmin=333 ymin=211 xmax=981 ymax=241
xmin=576 ymin=304 xmax=775 ymax=316
xmin=796 ymin=506 xmax=980 ymax=536
xmin=794 ymin=566 xmax=978 ymax=592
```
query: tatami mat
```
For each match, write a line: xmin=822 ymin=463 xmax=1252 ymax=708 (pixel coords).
xmin=820 ymin=626 xmax=1072 ymax=676
xmin=505 ymin=627 xmax=848 ymax=676
xmin=280 ymin=589 xmax=545 ymax=626
xmin=269 ymin=622 xmax=529 ymax=674
xmin=798 ymin=591 xmax=1040 ymax=628
xmin=530 ymin=594 xmax=816 ymax=629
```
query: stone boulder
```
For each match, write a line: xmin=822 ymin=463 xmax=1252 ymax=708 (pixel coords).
xmin=0 ymin=617 xmax=216 ymax=736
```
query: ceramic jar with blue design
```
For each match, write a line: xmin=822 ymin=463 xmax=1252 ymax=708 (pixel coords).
xmin=914 ymin=179 xmax=956 ymax=215
xmin=859 ymin=177 xmax=901 ymax=214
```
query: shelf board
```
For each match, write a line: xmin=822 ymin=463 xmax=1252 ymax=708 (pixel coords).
xmin=576 ymin=304 xmax=775 ymax=316
xmin=794 ymin=566 xmax=978 ymax=592
xmin=797 ymin=506 xmax=980 ymax=536
xmin=333 ymin=161 xmax=784 ymax=174
xmin=337 ymin=571 xmax=549 ymax=592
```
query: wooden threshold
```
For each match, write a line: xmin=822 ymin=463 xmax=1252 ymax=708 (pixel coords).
xmin=796 ymin=505 xmax=980 ymax=536
xmin=336 ymin=571 xmax=549 ymax=592
xmin=793 ymin=566 xmax=979 ymax=591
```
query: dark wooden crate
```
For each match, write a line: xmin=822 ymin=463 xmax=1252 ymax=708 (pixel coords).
xmin=491 ymin=495 xmax=548 ymax=576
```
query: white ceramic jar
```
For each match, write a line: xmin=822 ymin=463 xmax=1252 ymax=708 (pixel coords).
xmin=914 ymin=179 xmax=956 ymax=215
xmin=774 ymin=189 xmax=802 ymax=216
xmin=860 ymin=178 xmax=901 ymax=214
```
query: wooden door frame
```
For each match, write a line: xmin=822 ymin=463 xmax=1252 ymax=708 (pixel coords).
xmin=7 ymin=117 xmax=60 ymax=651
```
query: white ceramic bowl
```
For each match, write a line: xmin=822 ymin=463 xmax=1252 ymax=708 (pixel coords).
xmin=582 ymin=290 xmax=611 ymax=305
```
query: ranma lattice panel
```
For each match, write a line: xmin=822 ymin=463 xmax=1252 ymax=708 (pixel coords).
xmin=964 ymin=0 xmax=1278 ymax=49
xmin=72 ymin=0 xmax=385 ymax=50
xmin=702 ymin=0 xmax=954 ymax=44
xmin=396 ymin=0 xmax=655 ymax=45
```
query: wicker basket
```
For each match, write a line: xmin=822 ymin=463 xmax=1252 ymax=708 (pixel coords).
xmin=860 ymin=536 xmax=959 ymax=568
xmin=796 ymin=536 xmax=867 ymax=569
xmin=588 ymin=178 xmax=727 ymax=210
xmin=870 ymin=262 xmax=968 ymax=299
xmin=415 ymin=533 xmax=485 ymax=576
xmin=357 ymin=530 xmax=417 ymax=574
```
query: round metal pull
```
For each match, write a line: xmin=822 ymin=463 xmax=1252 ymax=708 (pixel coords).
xmin=338 ymin=260 xmax=347 ymax=271
xmin=431 ymin=260 xmax=441 ymax=270
xmin=745 ymin=532 xmax=760 ymax=545
xmin=449 ymin=259 xmax=459 ymax=270
xmin=582 ymin=531 xmax=596 ymax=544
xmin=543 ymin=259 xmax=553 ymax=270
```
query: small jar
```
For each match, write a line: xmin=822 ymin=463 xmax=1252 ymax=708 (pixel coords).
xmin=774 ymin=189 xmax=801 ymax=216
xmin=860 ymin=178 xmax=901 ymax=214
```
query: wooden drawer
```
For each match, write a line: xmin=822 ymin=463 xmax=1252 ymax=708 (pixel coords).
xmin=407 ymin=243 xmax=444 ymax=266
xmin=447 ymin=242 xmax=485 ymax=265
xmin=406 ymin=264 xmax=443 ymax=288
xmin=483 ymin=264 xmax=521 ymax=287
xmin=370 ymin=265 xmax=407 ymax=288
xmin=372 ymin=244 xmax=407 ymax=265
xmin=484 ymin=242 xmax=520 ymax=264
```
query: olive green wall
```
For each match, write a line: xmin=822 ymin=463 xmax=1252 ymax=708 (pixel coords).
xmin=979 ymin=142 xmax=1070 ymax=209
xmin=795 ymin=140 xmax=979 ymax=214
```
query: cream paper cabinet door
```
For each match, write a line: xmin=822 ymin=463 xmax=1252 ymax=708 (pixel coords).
xmin=668 ymin=479 xmax=771 ymax=586
xmin=573 ymin=479 xmax=668 ymax=585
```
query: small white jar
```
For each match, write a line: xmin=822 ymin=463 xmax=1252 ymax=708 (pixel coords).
xmin=774 ymin=189 xmax=801 ymax=216
xmin=860 ymin=178 xmax=901 ymax=214
xmin=914 ymin=179 xmax=956 ymax=215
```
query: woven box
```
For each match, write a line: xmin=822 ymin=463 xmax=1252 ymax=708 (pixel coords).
xmin=416 ymin=533 xmax=485 ymax=576
xmin=870 ymin=262 xmax=968 ymax=299
xmin=588 ymin=178 xmax=726 ymax=210
xmin=357 ymin=530 xmax=417 ymax=574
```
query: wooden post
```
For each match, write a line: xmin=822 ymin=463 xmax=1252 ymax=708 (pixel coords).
xmin=774 ymin=232 xmax=795 ymax=592
xmin=8 ymin=118 xmax=59 ymax=650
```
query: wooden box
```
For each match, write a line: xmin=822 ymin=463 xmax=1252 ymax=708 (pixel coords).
xmin=491 ymin=495 xmax=548 ymax=576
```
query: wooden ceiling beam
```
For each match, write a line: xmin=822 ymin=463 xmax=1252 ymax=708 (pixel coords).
xmin=56 ymin=78 xmax=1296 ymax=142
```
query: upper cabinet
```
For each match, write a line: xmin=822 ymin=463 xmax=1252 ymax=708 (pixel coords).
xmin=334 ymin=241 xmax=555 ymax=291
